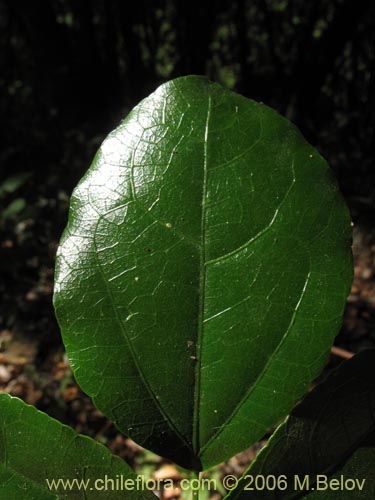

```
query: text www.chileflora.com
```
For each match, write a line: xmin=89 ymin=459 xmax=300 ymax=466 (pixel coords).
xmin=45 ymin=475 xmax=218 ymax=493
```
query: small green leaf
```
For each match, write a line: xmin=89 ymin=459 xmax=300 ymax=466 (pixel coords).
xmin=2 ymin=198 xmax=26 ymax=219
xmin=0 ymin=394 xmax=156 ymax=500
xmin=54 ymin=76 xmax=352 ymax=470
xmin=225 ymin=350 xmax=375 ymax=500
xmin=0 ymin=172 xmax=31 ymax=197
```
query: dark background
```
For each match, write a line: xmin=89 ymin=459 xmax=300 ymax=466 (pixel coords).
xmin=0 ymin=0 xmax=374 ymax=459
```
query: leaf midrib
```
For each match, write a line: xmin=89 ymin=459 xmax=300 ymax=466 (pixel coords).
xmin=193 ymin=93 xmax=213 ymax=453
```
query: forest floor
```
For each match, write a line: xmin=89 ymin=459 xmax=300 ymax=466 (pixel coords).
xmin=0 ymin=223 xmax=374 ymax=499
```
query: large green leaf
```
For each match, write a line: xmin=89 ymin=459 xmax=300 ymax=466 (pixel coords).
xmin=225 ymin=350 xmax=375 ymax=500
xmin=54 ymin=75 xmax=352 ymax=470
xmin=0 ymin=394 xmax=156 ymax=500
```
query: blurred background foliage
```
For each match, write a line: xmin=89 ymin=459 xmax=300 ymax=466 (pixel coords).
xmin=0 ymin=0 xmax=374 ymax=361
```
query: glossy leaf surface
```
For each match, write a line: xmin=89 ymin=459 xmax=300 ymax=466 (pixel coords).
xmin=54 ymin=76 xmax=352 ymax=470
xmin=225 ymin=350 xmax=375 ymax=500
xmin=0 ymin=394 xmax=155 ymax=500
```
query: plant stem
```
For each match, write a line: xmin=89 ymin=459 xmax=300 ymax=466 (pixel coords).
xmin=191 ymin=470 xmax=200 ymax=500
